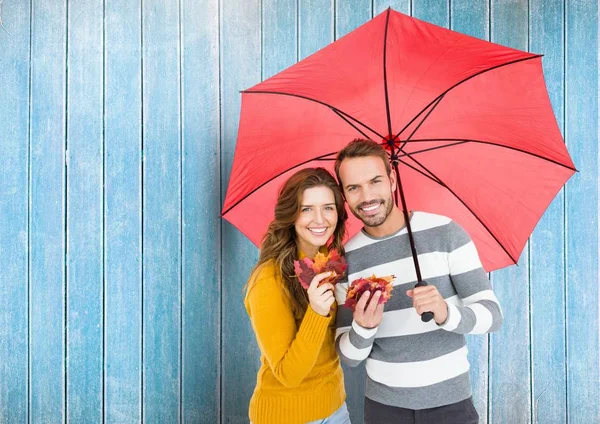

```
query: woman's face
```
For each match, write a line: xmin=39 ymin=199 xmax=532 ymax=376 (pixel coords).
xmin=294 ymin=186 xmax=338 ymax=257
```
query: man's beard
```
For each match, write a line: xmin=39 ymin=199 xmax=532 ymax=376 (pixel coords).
xmin=352 ymin=195 xmax=394 ymax=227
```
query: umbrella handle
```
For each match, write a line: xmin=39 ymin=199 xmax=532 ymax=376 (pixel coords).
xmin=415 ymin=281 xmax=435 ymax=322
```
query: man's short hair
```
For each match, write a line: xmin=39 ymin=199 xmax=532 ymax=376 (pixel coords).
xmin=334 ymin=139 xmax=391 ymax=186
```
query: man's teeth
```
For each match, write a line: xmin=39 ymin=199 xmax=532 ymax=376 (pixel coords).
xmin=362 ymin=204 xmax=379 ymax=211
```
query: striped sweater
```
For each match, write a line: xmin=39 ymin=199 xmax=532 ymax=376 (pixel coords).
xmin=334 ymin=211 xmax=503 ymax=410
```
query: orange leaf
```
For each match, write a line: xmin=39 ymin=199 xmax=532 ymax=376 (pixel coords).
xmin=313 ymin=252 xmax=329 ymax=271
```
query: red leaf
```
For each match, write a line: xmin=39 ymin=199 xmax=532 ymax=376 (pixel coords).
xmin=324 ymin=250 xmax=348 ymax=283
xmin=344 ymin=275 xmax=395 ymax=311
xmin=293 ymin=249 xmax=348 ymax=289
xmin=294 ymin=258 xmax=317 ymax=289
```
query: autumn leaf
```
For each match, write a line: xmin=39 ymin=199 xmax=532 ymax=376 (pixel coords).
xmin=344 ymin=274 xmax=395 ymax=311
xmin=293 ymin=250 xmax=347 ymax=289
xmin=294 ymin=258 xmax=317 ymax=289
xmin=324 ymin=250 xmax=347 ymax=279
xmin=313 ymin=252 xmax=329 ymax=270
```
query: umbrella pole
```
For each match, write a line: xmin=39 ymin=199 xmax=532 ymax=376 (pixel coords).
xmin=392 ymin=161 xmax=434 ymax=323
xmin=392 ymin=161 xmax=422 ymax=281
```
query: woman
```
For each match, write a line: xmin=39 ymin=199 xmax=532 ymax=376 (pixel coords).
xmin=245 ymin=167 xmax=351 ymax=424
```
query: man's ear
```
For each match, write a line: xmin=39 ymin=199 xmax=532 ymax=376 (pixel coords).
xmin=389 ymin=168 xmax=397 ymax=192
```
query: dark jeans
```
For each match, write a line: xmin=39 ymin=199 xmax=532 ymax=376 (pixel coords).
xmin=364 ymin=396 xmax=479 ymax=424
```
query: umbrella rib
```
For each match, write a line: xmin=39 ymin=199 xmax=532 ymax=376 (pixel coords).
xmin=402 ymin=152 xmax=519 ymax=265
xmin=331 ymin=108 xmax=372 ymax=139
xmin=399 ymin=95 xmax=446 ymax=150
xmin=395 ymin=157 xmax=444 ymax=186
xmin=383 ymin=8 xmax=393 ymax=138
xmin=221 ymin=151 xmax=339 ymax=216
xmin=393 ymin=54 xmax=543 ymax=142
xmin=400 ymin=138 xmax=577 ymax=172
xmin=243 ymin=89 xmax=385 ymax=139
xmin=398 ymin=140 xmax=470 ymax=157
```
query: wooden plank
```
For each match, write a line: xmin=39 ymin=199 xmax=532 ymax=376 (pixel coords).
xmin=412 ymin=0 xmax=448 ymax=27
xmin=263 ymin=0 xmax=296 ymax=79
xmin=374 ymin=0 xmax=409 ymax=17
xmin=450 ymin=2 xmax=490 ymax=422
xmin=0 ymin=1 xmax=30 ymax=422
xmin=336 ymin=0 xmax=372 ymax=39
xmin=65 ymin=0 xmax=104 ymax=421
xmin=29 ymin=0 xmax=67 ymax=422
xmin=529 ymin=1 xmax=567 ymax=423
xmin=180 ymin=0 xmax=220 ymax=422
xmin=220 ymin=0 xmax=261 ymax=421
xmin=489 ymin=1 xmax=531 ymax=423
xmin=565 ymin=0 xmax=599 ymax=422
xmin=451 ymin=0 xmax=488 ymax=40
xmin=104 ymin=0 xmax=143 ymax=421
xmin=298 ymin=0 xmax=333 ymax=60
xmin=142 ymin=0 xmax=182 ymax=421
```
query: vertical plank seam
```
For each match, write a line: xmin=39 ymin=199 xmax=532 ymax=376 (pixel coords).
xmin=333 ymin=0 xmax=336 ymax=40
xmin=562 ymin=0 xmax=569 ymax=422
xmin=64 ymin=0 xmax=69 ymax=419
xmin=102 ymin=0 xmax=107 ymax=421
xmin=27 ymin=0 xmax=33 ymax=420
xmin=260 ymin=0 xmax=264 ymax=82
xmin=140 ymin=0 xmax=145 ymax=420
xmin=527 ymin=3 xmax=534 ymax=424
xmin=178 ymin=0 xmax=184 ymax=420
xmin=218 ymin=0 xmax=223 ymax=421
xmin=559 ymin=1 xmax=567 ymax=421
xmin=448 ymin=0 xmax=451 ymax=31
xmin=487 ymin=2 xmax=492 ymax=422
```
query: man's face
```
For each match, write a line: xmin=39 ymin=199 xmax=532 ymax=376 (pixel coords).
xmin=338 ymin=156 xmax=396 ymax=227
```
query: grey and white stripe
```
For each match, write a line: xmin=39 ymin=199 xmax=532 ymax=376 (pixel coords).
xmin=334 ymin=211 xmax=503 ymax=410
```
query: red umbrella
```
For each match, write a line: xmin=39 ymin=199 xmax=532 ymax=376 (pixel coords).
xmin=222 ymin=8 xmax=575 ymax=279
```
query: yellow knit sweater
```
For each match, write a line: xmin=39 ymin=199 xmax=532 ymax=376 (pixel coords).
xmin=244 ymin=257 xmax=346 ymax=424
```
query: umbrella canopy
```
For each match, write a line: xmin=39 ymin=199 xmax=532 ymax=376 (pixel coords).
xmin=222 ymin=8 xmax=575 ymax=273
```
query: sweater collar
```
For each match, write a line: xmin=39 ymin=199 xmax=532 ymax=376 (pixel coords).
xmin=298 ymin=245 xmax=328 ymax=260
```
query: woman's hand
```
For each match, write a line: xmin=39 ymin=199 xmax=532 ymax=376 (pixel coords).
xmin=307 ymin=272 xmax=335 ymax=316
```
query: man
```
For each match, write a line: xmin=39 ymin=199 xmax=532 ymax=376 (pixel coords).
xmin=333 ymin=139 xmax=503 ymax=423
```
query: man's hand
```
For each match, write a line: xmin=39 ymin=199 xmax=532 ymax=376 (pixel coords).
xmin=406 ymin=285 xmax=448 ymax=325
xmin=353 ymin=290 xmax=385 ymax=329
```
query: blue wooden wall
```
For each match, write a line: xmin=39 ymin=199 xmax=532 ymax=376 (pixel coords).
xmin=0 ymin=1 xmax=597 ymax=423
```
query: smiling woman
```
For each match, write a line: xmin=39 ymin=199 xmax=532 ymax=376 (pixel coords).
xmin=243 ymin=168 xmax=352 ymax=424
xmin=295 ymin=186 xmax=339 ymax=259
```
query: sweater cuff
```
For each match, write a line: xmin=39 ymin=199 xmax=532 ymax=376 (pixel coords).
xmin=351 ymin=320 xmax=378 ymax=339
xmin=298 ymin=306 xmax=333 ymax=344
xmin=439 ymin=302 xmax=461 ymax=332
